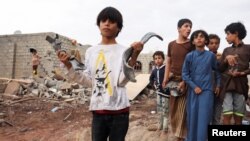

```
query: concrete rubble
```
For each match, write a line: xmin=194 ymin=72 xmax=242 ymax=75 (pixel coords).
xmin=0 ymin=72 xmax=156 ymax=106
xmin=0 ymin=76 xmax=92 ymax=106
xmin=0 ymin=74 xmax=155 ymax=128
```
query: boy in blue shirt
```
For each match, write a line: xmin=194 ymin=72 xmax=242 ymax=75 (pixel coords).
xmin=182 ymin=30 xmax=221 ymax=141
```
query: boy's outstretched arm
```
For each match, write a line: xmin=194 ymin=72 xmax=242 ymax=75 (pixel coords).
xmin=57 ymin=51 xmax=92 ymax=88
xmin=58 ymin=51 xmax=72 ymax=70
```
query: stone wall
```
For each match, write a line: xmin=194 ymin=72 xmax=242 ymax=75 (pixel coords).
xmin=0 ymin=32 xmax=90 ymax=79
xmin=0 ymin=40 xmax=15 ymax=78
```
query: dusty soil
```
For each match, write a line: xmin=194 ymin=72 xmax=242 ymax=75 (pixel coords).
xmin=1 ymin=93 xmax=249 ymax=141
xmin=0 ymin=94 xmax=162 ymax=141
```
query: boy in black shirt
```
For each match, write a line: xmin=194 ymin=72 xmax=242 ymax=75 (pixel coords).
xmin=149 ymin=51 xmax=170 ymax=136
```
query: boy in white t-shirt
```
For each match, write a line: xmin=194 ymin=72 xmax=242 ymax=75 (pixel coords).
xmin=58 ymin=7 xmax=143 ymax=141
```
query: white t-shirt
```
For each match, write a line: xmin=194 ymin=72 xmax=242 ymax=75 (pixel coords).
xmin=67 ymin=44 xmax=131 ymax=111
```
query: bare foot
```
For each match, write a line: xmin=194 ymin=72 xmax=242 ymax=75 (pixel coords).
xmin=160 ymin=130 xmax=168 ymax=135
xmin=159 ymin=131 xmax=168 ymax=140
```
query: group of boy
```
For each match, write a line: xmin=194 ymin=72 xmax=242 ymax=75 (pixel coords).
xmin=55 ymin=6 xmax=250 ymax=141
xmin=150 ymin=18 xmax=250 ymax=141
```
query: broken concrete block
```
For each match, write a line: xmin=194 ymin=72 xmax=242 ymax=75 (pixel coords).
xmin=44 ymin=78 xmax=57 ymax=88
xmin=31 ymin=89 xmax=39 ymax=96
xmin=64 ymin=98 xmax=75 ymax=102
xmin=71 ymin=83 xmax=80 ymax=89
xmin=33 ymin=76 xmax=45 ymax=84
xmin=62 ymin=95 xmax=71 ymax=99
xmin=48 ymin=88 xmax=57 ymax=93
xmin=4 ymin=81 xmax=20 ymax=95
xmin=72 ymin=89 xmax=85 ymax=93
xmin=59 ymin=82 xmax=72 ymax=90
xmin=38 ymin=84 xmax=48 ymax=92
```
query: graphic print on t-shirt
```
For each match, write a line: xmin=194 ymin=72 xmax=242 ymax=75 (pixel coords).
xmin=93 ymin=50 xmax=113 ymax=96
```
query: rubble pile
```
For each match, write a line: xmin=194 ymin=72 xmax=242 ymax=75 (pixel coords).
xmin=0 ymin=76 xmax=91 ymax=106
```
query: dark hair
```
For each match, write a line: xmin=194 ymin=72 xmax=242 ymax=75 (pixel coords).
xmin=190 ymin=30 xmax=209 ymax=47
xmin=224 ymin=22 xmax=247 ymax=40
xmin=177 ymin=18 xmax=192 ymax=28
xmin=29 ymin=48 xmax=37 ymax=53
xmin=208 ymin=34 xmax=220 ymax=43
xmin=96 ymin=7 xmax=123 ymax=35
xmin=153 ymin=51 xmax=165 ymax=60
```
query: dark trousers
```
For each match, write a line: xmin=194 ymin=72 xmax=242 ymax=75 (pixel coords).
xmin=32 ymin=65 xmax=38 ymax=75
xmin=92 ymin=112 xmax=129 ymax=141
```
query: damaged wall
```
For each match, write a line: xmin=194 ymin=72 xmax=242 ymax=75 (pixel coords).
xmin=0 ymin=32 xmax=90 ymax=79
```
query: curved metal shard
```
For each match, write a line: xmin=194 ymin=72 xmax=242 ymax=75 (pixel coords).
xmin=123 ymin=32 xmax=163 ymax=83
xmin=140 ymin=32 xmax=163 ymax=44
xmin=45 ymin=34 xmax=62 ymax=52
xmin=123 ymin=47 xmax=136 ymax=82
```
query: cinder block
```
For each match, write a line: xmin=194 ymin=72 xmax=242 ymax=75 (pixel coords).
xmin=4 ymin=81 xmax=20 ymax=95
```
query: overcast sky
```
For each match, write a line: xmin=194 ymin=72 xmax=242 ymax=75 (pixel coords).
xmin=1 ymin=0 xmax=250 ymax=53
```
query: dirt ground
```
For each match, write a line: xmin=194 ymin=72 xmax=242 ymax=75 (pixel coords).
xmin=0 ymin=93 xmax=163 ymax=141
xmin=1 ymin=92 xmax=250 ymax=141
